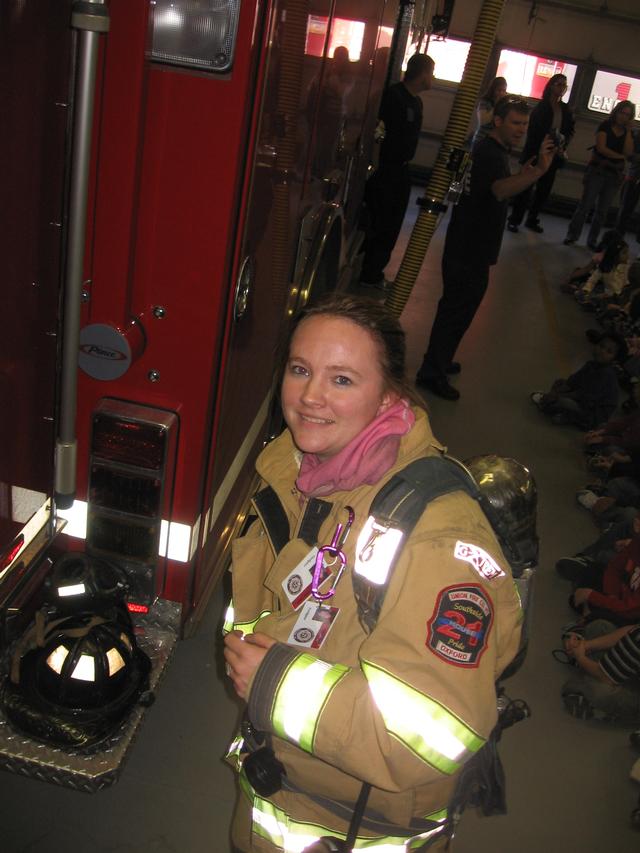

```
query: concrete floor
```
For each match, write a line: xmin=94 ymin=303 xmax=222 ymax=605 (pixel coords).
xmin=1 ymin=201 xmax=640 ymax=851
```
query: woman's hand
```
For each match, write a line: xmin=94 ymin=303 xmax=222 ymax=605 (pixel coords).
xmin=223 ymin=631 xmax=276 ymax=699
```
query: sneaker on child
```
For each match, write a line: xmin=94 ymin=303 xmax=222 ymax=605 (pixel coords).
xmin=576 ymin=489 xmax=600 ymax=510
xmin=556 ymin=555 xmax=595 ymax=582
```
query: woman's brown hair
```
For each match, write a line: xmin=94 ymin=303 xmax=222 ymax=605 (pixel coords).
xmin=276 ymin=293 xmax=425 ymax=409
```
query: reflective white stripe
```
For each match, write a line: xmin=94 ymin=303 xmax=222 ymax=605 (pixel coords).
xmin=252 ymin=805 xmax=413 ymax=853
xmin=354 ymin=516 xmax=404 ymax=584
xmin=57 ymin=500 xmax=196 ymax=563
xmin=252 ymin=807 xmax=319 ymax=853
xmin=368 ymin=675 xmax=466 ymax=763
xmin=245 ymin=772 xmax=446 ymax=852
xmin=279 ymin=659 xmax=335 ymax=744
xmin=58 ymin=583 xmax=86 ymax=597
xmin=1 ymin=498 xmax=52 ymax=579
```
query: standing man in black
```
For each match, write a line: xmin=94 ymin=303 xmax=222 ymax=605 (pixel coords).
xmin=359 ymin=53 xmax=435 ymax=289
xmin=416 ymin=97 xmax=556 ymax=400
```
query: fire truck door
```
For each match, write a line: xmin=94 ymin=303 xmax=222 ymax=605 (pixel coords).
xmin=196 ymin=0 xmax=336 ymax=605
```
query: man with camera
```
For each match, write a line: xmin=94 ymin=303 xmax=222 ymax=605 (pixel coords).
xmin=416 ymin=96 xmax=557 ymax=400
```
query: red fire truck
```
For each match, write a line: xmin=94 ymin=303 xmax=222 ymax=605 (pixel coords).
xmin=1 ymin=0 xmax=402 ymax=648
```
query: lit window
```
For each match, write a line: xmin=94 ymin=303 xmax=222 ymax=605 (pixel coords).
xmin=305 ymin=16 xmax=365 ymax=61
xmin=150 ymin=0 xmax=241 ymax=72
xmin=378 ymin=26 xmax=394 ymax=51
xmin=588 ymin=70 xmax=640 ymax=118
xmin=497 ymin=49 xmax=577 ymax=100
xmin=402 ymin=38 xmax=471 ymax=83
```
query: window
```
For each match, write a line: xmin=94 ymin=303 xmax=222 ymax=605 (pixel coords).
xmin=305 ymin=16 xmax=365 ymax=61
xmin=588 ymin=70 xmax=640 ymax=118
xmin=497 ymin=49 xmax=577 ymax=100
xmin=150 ymin=0 xmax=241 ymax=72
xmin=403 ymin=37 xmax=471 ymax=83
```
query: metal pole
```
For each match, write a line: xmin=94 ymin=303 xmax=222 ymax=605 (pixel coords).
xmin=55 ymin=0 xmax=109 ymax=509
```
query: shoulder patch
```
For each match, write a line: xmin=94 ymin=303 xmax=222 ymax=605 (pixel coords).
xmin=454 ymin=540 xmax=505 ymax=580
xmin=426 ymin=584 xmax=494 ymax=668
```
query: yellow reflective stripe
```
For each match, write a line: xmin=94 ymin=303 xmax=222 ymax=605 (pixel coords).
xmin=362 ymin=661 xmax=484 ymax=775
xmin=222 ymin=601 xmax=235 ymax=634
xmin=234 ymin=611 xmax=272 ymax=634
xmin=423 ymin=808 xmax=448 ymax=823
xmin=240 ymin=771 xmax=446 ymax=852
xmin=271 ymin=653 xmax=349 ymax=753
xmin=225 ymin=730 xmax=244 ymax=772
xmin=222 ymin=599 xmax=273 ymax=636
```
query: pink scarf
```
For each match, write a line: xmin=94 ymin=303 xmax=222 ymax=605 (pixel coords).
xmin=295 ymin=400 xmax=415 ymax=498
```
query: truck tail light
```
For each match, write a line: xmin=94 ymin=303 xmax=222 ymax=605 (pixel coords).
xmin=87 ymin=401 xmax=179 ymax=605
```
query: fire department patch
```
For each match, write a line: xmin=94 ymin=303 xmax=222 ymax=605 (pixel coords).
xmin=426 ymin=584 xmax=494 ymax=667
xmin=454 ymin=541 xmax=505 ymax=580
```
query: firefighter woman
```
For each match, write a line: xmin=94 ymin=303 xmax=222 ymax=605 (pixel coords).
xmin=223 ymin=294 xmax=523 ymax=852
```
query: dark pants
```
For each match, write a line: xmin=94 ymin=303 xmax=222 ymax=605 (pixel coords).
xmin=360 ymin=164 xmax=411 ymax=285
xmin=566 ymin=165 xmax=622 ymax=246
xmin=616 ymin=177 xmax=640 ymax=236
xmin=419 ymin=253 xmax=490 ymax=379
xmin=509 ymin=158 xmax=561 ymax=226
xmin=581 ymin=514 xmax=638 ymax=568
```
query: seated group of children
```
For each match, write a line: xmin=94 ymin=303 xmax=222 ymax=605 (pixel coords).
xmin=539 ymin=235 xmax=640 ymax=729
xmin=532 ymin=233 xmax=640 ymax=432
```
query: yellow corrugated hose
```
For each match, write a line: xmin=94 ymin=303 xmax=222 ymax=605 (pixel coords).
xmin=386 ymin=0 xmax=507 ymax=317
xmin=271 ymin=0 xmax=309 ymax=300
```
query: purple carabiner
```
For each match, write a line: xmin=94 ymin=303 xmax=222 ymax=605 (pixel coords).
xmin=311 ymin=507 xmax=355 ymax=601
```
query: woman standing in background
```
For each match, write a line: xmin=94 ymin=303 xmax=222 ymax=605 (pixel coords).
xmin=564 ymin=99 xmax=635 ymax=249
xmin=507 ymin=73 xmax=575 ymax=234
xmin=471 ymin=76 xmax=508 ymax=148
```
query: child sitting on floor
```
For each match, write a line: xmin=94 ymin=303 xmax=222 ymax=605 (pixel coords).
xmin=561 ymin=620 xmax=640 ymax=722
xmin=560 ymin=230 xmax=623 ymax=294
xmin=584 ymin=379 xmax=640 ymax=455
xmin=577 ymin=236 xmax=630 ymax=302
xmin=569 ymin=528 xmax=640 ymax=625
xmin=530 ymin=332 xmax=625 ymax=429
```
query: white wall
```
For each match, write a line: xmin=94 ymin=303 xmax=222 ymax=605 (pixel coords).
xmin=416 ymin=0 xmax=640 ymax=202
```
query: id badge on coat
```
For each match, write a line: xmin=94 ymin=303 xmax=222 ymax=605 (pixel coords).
xmin=287 ymin=601 xmax=340 ymax=649
xmin=281 ymin=547 xmax=330 ymax=609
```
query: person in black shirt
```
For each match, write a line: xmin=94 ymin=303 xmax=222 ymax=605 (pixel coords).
xmin=416 ymin=97 xmax=556 ymax=400
xmin=359 ymin=53 xmax=434 ymax=288
xmin=564 ymin=100 xmax=635 ymax=249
